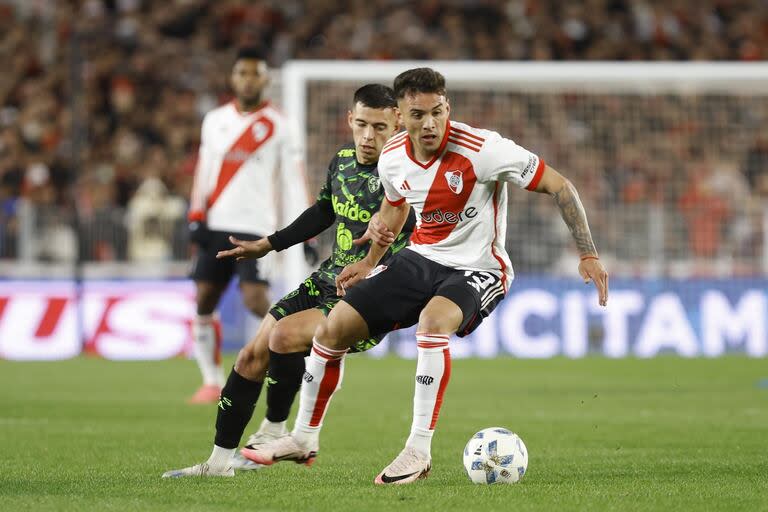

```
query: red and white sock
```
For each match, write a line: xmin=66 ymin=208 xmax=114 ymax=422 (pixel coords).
xmin=192 ymin=314 xmax=224 ymax=387
xmin=292 ymin=339 xmax=348 ymax=451
xmin=406 ymin=333 xmax=452 ymax=458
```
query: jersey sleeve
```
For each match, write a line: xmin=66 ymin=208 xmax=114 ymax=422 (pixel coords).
xmin=188 ymin=115 xmax=213 ymax=222
xmin=316 ymin=157 xmax=334 ymax=205
xmin=378 ymin=160 xmax=405 ymax=206
xmin=475 ymin=130 xmax=545 ymax=191
xmin=267 ymin=201 xmax=335 ymax=251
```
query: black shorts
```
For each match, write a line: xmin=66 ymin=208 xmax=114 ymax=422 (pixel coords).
xmin=190 ymin=230 xmax=268 ymax=285
xmin=342 ymin=249 xmax=505 ymax=338
xmin=269 ymin=271 xmax=384 ymax=354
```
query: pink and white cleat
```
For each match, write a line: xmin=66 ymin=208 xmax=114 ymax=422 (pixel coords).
xmin=374 ymin=447 xmax=431 ymax=485
xmin=187 ymin=385 xmax=221 ymax=404
xmin=240 ymin=434 xmax=316 ymax=467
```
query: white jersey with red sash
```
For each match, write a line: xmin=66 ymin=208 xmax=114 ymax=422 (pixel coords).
xmin=188 ymin=101 xmax=308 ymax=236
xmin=378 ymin=120 xmax=545 ymax=290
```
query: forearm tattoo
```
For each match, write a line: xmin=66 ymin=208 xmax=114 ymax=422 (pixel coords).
xmin=552 ymin=181 xmax=597 ymax=257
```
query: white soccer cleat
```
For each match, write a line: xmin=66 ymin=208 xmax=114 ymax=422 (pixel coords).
xmin=243 ymin=426 xmax=288 ymax=448
xmin=232 ymin=421 xmax=289 ymax=470
xmin=161 ymin=462 xmax=234 ymax=478
xmin=240 ymin=434 xmax=316 ymax=466
xmin=229 ymin=452 xmax=263 ymax=471
xmin=374 ymin=447 xmax=431 ymax=485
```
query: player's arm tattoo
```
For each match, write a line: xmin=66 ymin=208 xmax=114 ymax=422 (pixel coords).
xmin=551 ymin=180 xmax=598 ymax=257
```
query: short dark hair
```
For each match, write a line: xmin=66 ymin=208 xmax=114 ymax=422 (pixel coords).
xmin=235 ymin=46 xmax=266 ymax=64
xmin=353 ymin=84 xmax=396 ymax=109
xmin=393 ymin=68 xmax=446 ymax=99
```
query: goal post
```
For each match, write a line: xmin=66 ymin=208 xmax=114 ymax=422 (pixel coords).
xmin=282 ymin=61 xmax=768 ymax=278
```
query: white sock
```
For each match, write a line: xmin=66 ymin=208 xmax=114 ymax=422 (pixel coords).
xmin=292 ymin=338 xmax=347 ymax=451
xmin=192 ymin=314 xmax=224 ymax=387
xmin=258 ymin=417 xmax=287 ymax=436
xmin=208 ymin=445 xmax=235 ymax=468
xmin=405 ymin=333 xmax=452 ymax=458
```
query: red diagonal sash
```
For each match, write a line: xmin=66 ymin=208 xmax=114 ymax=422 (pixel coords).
xmin=206 ymin=115 xmax=275 ymax=209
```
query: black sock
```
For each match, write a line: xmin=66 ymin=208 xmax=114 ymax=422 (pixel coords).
xmin=214 ymin=368 xmax=263 ymax=449
xmin=265 ymin=350 xmax=306 ymax=423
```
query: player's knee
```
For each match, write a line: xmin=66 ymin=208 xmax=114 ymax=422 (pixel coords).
xmin=234 ymin=344 xmax=267 ymax=381
xmin=313 ymin=316 xmax=354 ymax=350
xmin=234 ymin=347 xmax=253 ymax=374
xmin=268 ymin=320 xmax=304 ymax=354
xmin=313 ymin=319 xmax=340 ymax=348
xmin=313 ymin=320 xmax=331 ymax=346
xmin=417 ymin=311 xmax=453 ymax=335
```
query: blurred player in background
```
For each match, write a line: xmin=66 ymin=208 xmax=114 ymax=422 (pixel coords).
xmin=185 ymin=47 xmax=309 ymax=404
xmin=163 ymin=84 xmax=415 ymax=477
xmin=244 ymin=68 xmax=608 ymax=484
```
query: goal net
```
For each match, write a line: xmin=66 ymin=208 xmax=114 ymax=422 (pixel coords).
xmin=283 ymin=61 xmax=768 ymax=279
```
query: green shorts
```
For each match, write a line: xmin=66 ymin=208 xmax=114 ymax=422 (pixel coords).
xmin=268 ymin=271 xmax=383 ymax=354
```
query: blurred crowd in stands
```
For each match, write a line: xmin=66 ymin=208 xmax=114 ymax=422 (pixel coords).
xmin=0 ymin=0 xmax=766 ymax=274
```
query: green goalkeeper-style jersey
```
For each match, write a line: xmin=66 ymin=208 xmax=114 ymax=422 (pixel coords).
xmin=314 ymin=143 xmax=412 ymax=285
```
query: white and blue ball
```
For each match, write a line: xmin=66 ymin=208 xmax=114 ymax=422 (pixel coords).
xmin=463 ymin=427 xmax=528 ymax=484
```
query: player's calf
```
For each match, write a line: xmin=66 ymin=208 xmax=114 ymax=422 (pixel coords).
xmin=233 ymin=344 xmax=269 ymax=381
xmin=214 ymin=369 xmax=264 ymax=450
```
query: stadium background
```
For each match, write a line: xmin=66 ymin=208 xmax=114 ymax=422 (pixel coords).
xmin=2 ymin=2 xmax=768 ymax=511
xmin=0 ymin=0 xmax=766 ymax=361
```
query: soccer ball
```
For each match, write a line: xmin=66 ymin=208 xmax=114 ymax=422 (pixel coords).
xmin=463 ymin=427 xmax=528 ymax=484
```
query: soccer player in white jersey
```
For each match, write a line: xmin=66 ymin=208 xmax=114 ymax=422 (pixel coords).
xmin=243 ymin=68 xmax=609 ymax=484
xmin=186 ymin=47 xmax=308 ymax=404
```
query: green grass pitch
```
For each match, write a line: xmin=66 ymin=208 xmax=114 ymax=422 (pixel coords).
xmin=1 ymin=356 xmax=767 ymax=511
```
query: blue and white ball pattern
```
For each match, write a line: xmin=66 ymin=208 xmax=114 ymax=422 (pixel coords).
xmin=463 ymin=427 xmax=528 ymax=484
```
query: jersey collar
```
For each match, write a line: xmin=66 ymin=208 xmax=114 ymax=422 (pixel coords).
xmin=231 ymin=99 xmax=270 ymax=116
xmin=405 ymin=119 xmax=451 ymax=170
xmin=356 ymin=160 xmax=378 ymax=173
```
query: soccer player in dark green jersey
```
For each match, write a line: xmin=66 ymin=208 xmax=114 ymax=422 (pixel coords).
xmin=163 ymin=84 xmax=412 ymax=477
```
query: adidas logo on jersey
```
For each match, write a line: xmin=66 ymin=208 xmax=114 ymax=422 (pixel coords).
xmin=421 ymin=206 xmax=478 ymax=225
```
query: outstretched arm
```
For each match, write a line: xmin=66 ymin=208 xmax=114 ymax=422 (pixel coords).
xmin=267 ymin=201 xmax=335 ymax=251
xmin=531 ymin=165 xmax=608 ymax=306
xmin=218 ymin=155 xmax=337 ymax=261
xmin=216 ymin=200 xmax=334 ymax=260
